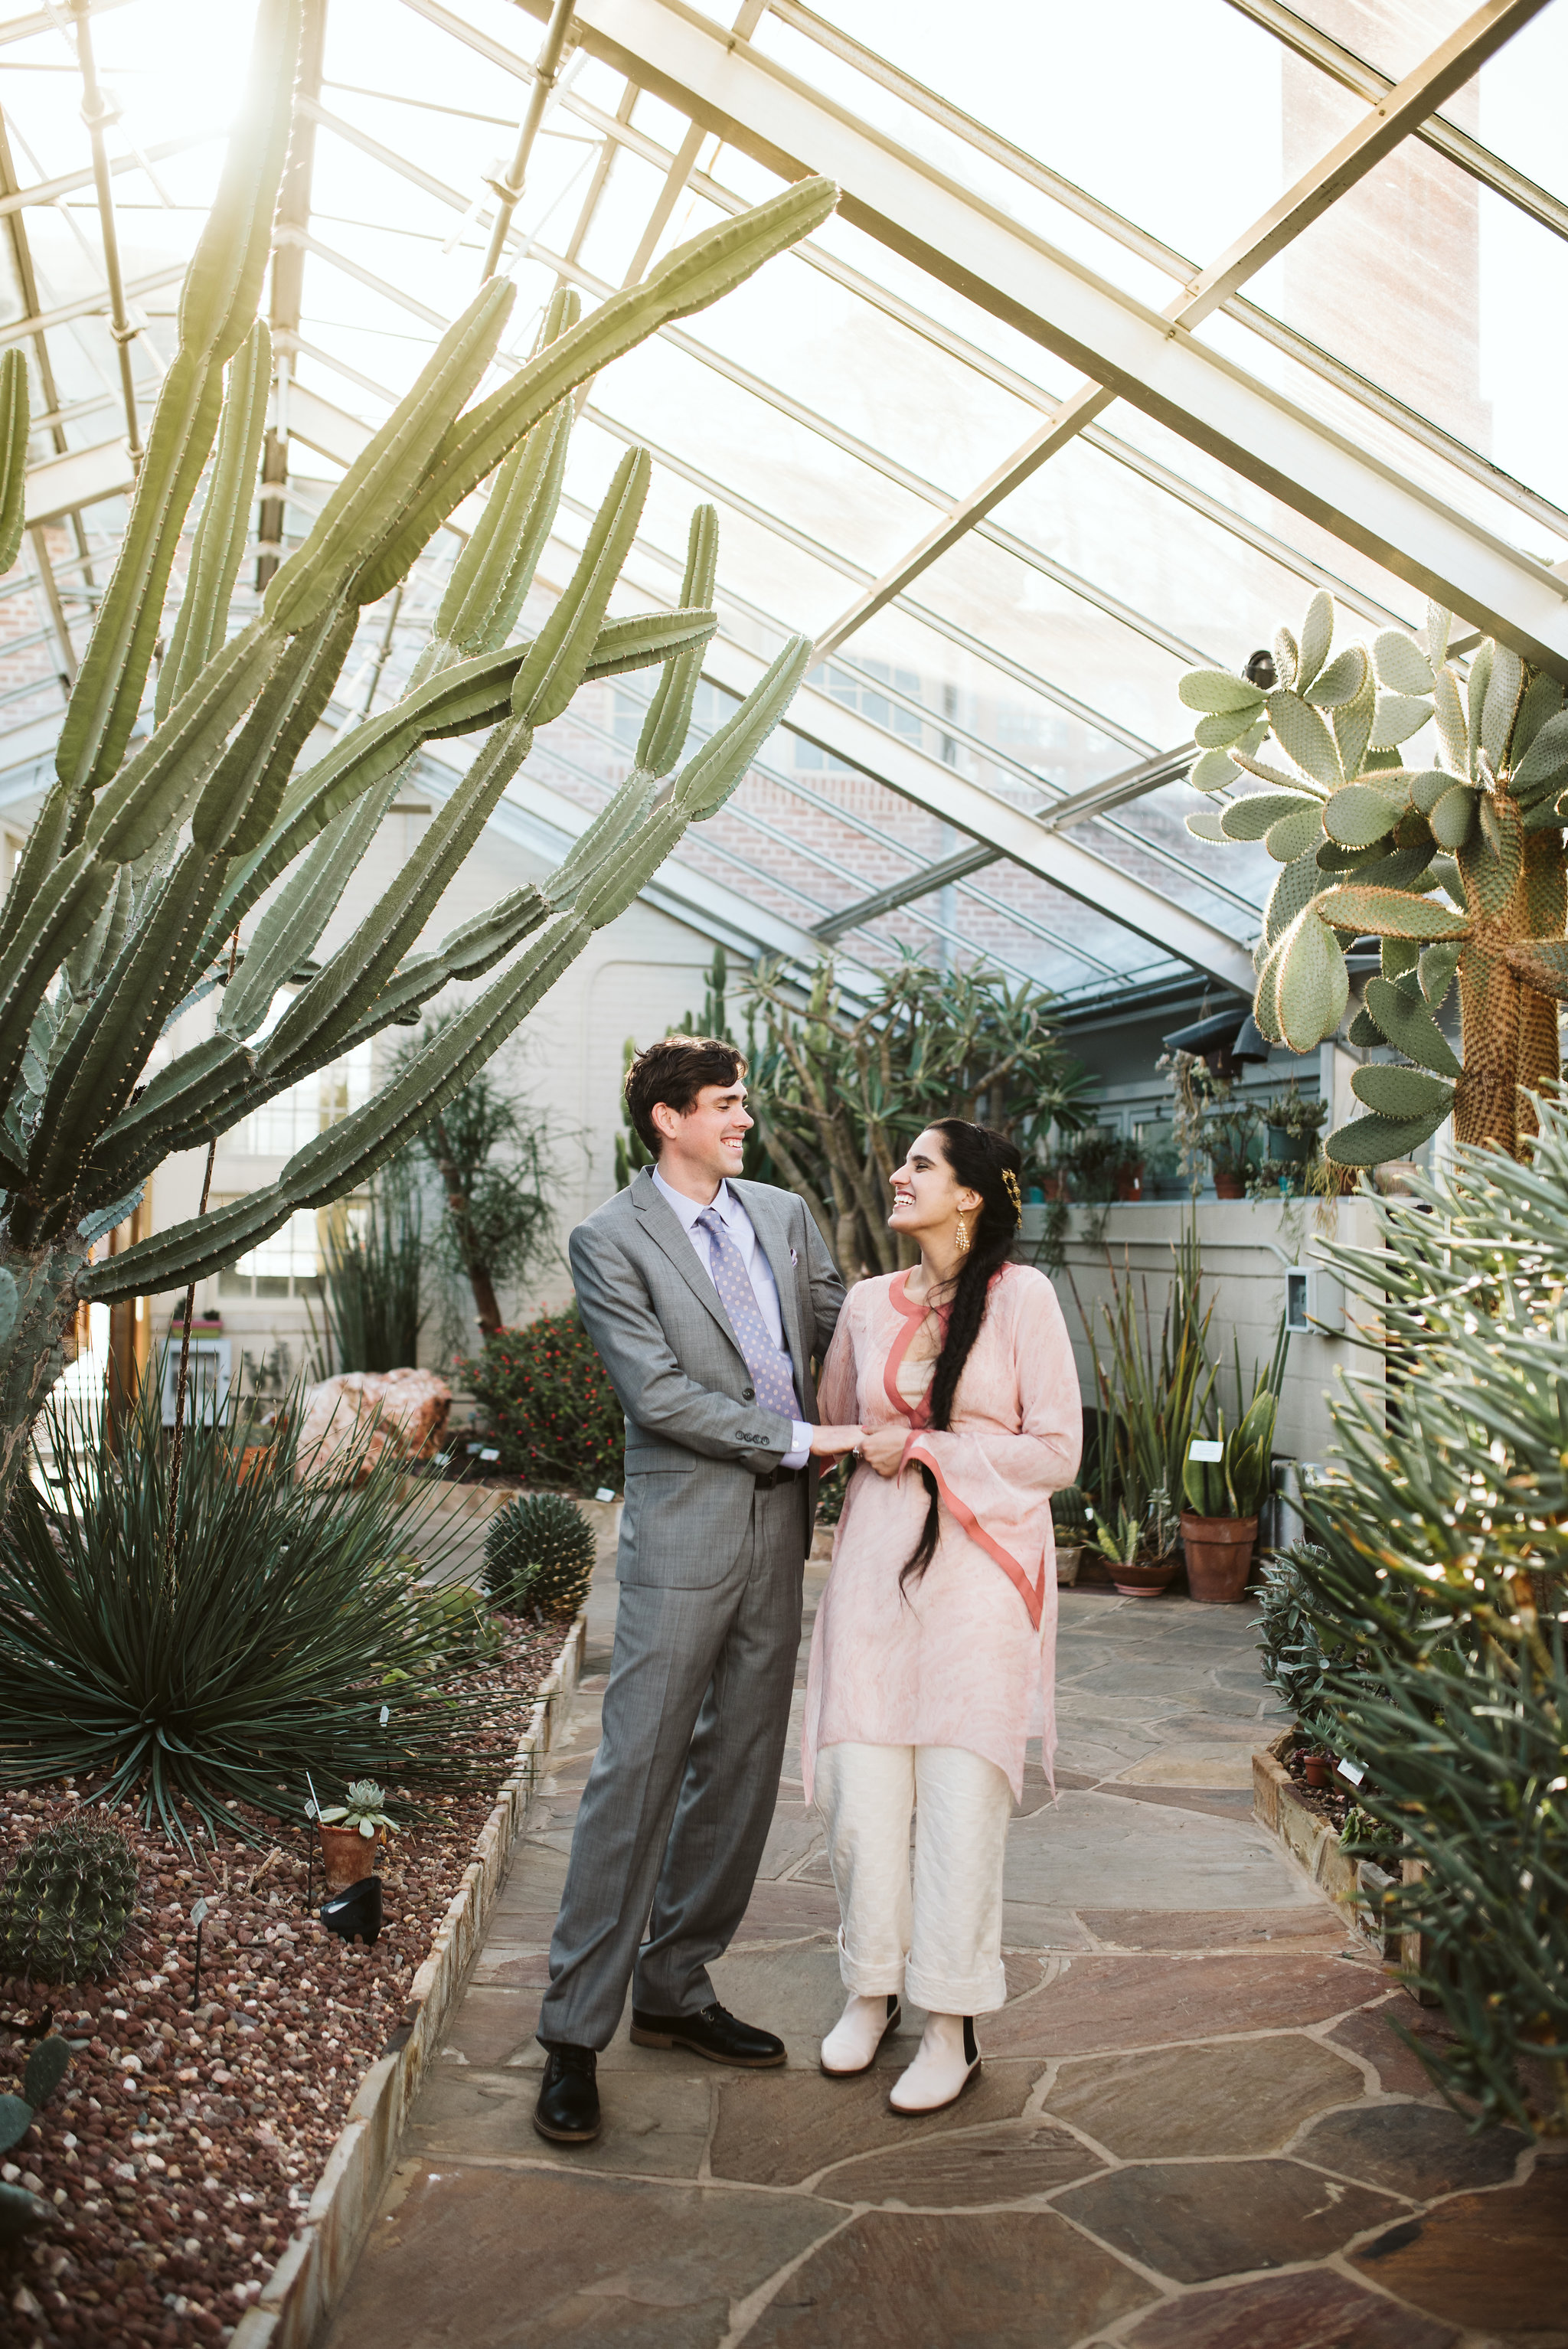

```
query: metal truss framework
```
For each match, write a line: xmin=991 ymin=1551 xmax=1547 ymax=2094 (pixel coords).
xmin=0 ymin=0 xmax=1562 ymax=1007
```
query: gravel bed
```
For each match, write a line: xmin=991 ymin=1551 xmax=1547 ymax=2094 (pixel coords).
xmin=0 ymin=1615 xmax=562 ymax=2346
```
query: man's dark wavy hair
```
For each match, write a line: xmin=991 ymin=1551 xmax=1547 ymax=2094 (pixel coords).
xmin=626 ymin=1033 xmax=746 ymax=1158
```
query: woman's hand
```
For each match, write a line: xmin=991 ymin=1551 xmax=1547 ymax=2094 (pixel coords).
xmin=809 ymin=1423 xmax=864 ymax=1458
xmin=857 ymin=1423 xmax=908 ymax=1478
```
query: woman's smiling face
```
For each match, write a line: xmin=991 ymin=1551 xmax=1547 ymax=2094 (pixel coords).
xmin=889 ymin=1127 xmax=982 ymax=1240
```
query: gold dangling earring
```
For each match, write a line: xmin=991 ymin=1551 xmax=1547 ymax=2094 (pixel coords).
xmin=955 ymin=1211 xmax=969 ymax=1255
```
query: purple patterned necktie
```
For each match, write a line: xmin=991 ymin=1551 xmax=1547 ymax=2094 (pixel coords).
xmin=694 ymin=1208 xmax=799 ymax=1420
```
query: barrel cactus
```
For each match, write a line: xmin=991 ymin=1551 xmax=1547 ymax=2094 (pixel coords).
xmin=0 ymin=1811 xmax=138 ymax=1981
xmin=0 ymin=0 xmax=834 ymax=1522
xmin=1180 ymin=593 xmax=1568 ymax=1165
xmin=485 ymin=1492 xmax=596 ymax=1619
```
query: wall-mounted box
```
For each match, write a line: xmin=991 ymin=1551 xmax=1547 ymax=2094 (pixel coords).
xmin=1285 ymin=1266 xmax=1344 ymax=1336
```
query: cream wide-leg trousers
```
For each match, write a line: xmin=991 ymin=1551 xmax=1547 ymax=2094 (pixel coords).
xmin=814 ymin=1741 xmax=1013 ymax=2017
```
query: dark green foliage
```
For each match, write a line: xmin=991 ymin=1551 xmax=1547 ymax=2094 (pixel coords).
xmin=1296 ymin=1103 xmax=1568 ymax=2136
xmin=0 ymin=1812 xmax=136 ymax=1983
xmin=0 ymin=1383 xmax=503 ymax=1845
xmin=318 ymin=1178 xmax=425 ymax=1372
xmin=744 ymin=950 xmax=1093 ymax=1279
xmin=463 ymin=1303 xmax=624 ymax=1494
xmin=0 ymin=2034 xmax=71 ymax=2151
xmin=395 ymin=1018 xmax=555 ymax=1337
xmin=1253 ymin=1543 xmax=1350 ymax=1727
xmin=0 ymin=2030 xmax=70 ymax=2245
xmin=485 ymin=1491 xmax=596 ymax=1619
xmin=1050 ymin=1484 xmax=1089 ymax=1534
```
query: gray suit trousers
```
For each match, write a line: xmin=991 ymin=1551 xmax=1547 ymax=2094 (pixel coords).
xmin=537 ymin=1479 xmax=805 ymax=2050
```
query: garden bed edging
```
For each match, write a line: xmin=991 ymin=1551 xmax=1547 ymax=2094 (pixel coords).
xmin=1253 ymin=1727 xmax=1420 ymax=1979
xmin=230 ymin=1605 xmax=588 ymax=2349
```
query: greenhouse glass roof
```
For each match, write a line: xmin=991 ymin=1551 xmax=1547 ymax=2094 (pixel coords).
xmin=0 ymin=0 xmax=1563 ymax=1009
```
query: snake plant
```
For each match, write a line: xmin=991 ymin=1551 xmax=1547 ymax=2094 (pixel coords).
xmin=0 ymin=0 xmax=833 ymax=1514
xmin=1178 ymin=594 xmax=1568 ymax=1167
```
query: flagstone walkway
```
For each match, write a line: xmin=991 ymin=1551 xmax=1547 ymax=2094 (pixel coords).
xmin=324 ymin=1557 xmax=1567 ymax=2349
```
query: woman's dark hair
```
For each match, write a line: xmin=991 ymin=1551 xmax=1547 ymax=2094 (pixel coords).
xmin=901 ymin=1119 xmax=1024 ymax=1595
xmin=625 ymin=1034 xmax=745 ymax=1155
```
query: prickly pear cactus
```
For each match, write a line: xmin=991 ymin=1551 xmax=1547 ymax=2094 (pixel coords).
xmin=1179 ymin=591 xmax=1568 ymax=1165
xmin=484 ymin=1492 xmax=596 ymax=1619
xmin=0 ymin=1811 xmax=139 ymax=1981
xmin=0 ymin=0 xmax=835 ymax=1520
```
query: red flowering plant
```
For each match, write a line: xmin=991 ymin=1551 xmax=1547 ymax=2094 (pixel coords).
xmin=460 ymin=1304 xmax=625 ymax=1495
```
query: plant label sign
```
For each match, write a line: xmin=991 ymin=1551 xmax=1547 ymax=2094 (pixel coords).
xmin=1188 ymin=1439 xmax=1224 ymax=1463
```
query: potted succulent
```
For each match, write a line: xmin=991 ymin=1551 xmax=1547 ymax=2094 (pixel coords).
xmin=1050 ymin=1483 xmax=1090 ymax=1585
xmin=1263 ymin=1081 xmax=1328 ymax=1170
xmin=1202 ymin=1103 xmax=1259 ymax=1200
xmin=315 ymin=1779 xmax=396 ymax=1895
xmin=1060 ymin=1124 xmax=1144 ymax=1204
xmin=1096 ymin=1485 xmax=1181 ymax=1599
xmin=1181 ymin=1381 xmax=1279 ymax=1602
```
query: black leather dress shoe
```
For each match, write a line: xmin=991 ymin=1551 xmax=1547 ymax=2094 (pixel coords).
xmin=629 ymin=2000 xmax=786 ymax=2067
xmin=533 ymin=2042 xmax=601 ymax=2142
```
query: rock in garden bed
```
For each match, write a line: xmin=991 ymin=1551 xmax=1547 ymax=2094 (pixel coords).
xmin=0 ymin=1616 xmax=562 ymax=2347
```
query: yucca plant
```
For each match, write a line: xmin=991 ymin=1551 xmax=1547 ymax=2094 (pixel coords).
xmin=0 ymin=1380 xmax=511 ymax=1844
xmin=1294 ymin=1103 xmax=1568 ymax=2135
xmin=1179 ymin=592 xmax=1568 ymax=1165
xmin=317 ymin=1178 xmax=425 ymax=1373
xmin=0 ymin=0 xmax=832 ymax=1518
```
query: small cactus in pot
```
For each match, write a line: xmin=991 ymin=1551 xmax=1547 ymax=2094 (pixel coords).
xmin=315 ymin=1779 xmax=394 ymax=1894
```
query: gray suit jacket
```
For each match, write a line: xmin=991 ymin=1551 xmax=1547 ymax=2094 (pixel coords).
xmin=568 ymin=1168 xmax=845 ymax=1589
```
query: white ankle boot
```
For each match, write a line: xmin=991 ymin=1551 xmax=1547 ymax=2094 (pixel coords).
xmin=889 ymin=2013 xmax=979 ymax=2113
xmin=819 ymin=1991 xmax=901 ymax=2077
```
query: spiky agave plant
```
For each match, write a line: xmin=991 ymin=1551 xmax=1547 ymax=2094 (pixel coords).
xmin=1178 ymin=592 xmax=1568 ymax=1166
xmin=0 ymin=0 xmax=834 ymax=1517
xmin=0 ymin=1380 xmax=510 ymax=1842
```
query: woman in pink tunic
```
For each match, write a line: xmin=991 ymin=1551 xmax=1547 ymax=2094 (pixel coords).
xmin=803 ymin=1119 xmax=1081 ymax=2112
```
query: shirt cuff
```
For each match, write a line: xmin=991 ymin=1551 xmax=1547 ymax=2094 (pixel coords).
xmin=781 ymin=1420 xmax=812 ymax=1472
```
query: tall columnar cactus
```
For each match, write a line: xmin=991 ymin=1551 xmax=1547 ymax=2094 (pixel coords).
xmin=0 ymin=0 xmax=835 ymax=1514
xmin=1179 ymin=593 xmax=1568 ymax=1167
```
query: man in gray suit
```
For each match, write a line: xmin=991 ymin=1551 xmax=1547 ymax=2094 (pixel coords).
xmin=534 ymin=1034 xmax=858 ymax=2142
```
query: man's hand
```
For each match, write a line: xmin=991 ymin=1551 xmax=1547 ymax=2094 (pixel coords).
xmin=858 ymin=1423 xmax=908 ymax=1478
xmin=809 ymin=1423 xmax=864 ymax=1457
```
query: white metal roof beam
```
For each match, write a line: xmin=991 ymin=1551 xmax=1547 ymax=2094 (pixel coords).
xmin=1223 ymin=0 xmax=1568 ymax=244
xmin=698 ymin=636 xmax=1257 ymax=992
xmin=541 ymin=0 xmax=1568 ymax=681
xmin=816 ymin=0 xmax=1550 ymax=655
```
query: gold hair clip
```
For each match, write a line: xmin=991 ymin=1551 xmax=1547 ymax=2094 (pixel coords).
xmin=1002 ymin=1168 xmax=1023 ymax=1219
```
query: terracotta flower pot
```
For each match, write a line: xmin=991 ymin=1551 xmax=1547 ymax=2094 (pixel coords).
xmin=1116 ymin=1168 xmax=1144 ymax=1202
xmin=318 ymin=1823 xmax=383 ymax=1895
xmin=1179 ymin=1511 xmax=1258 ymax=1602
xmin=1110 ymin=1550 xmax=1179 ymax=1600
xmin=1303 ymin=1749 xmax=1334 ymax=1789
xmin=1210 ymin=1165 xmax=1246 ymax=1201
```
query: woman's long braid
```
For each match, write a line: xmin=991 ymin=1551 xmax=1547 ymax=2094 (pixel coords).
xmin=900 ymin=1122 xmax=1024 ymax=1593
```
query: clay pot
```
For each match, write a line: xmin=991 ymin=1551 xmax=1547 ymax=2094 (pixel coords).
xmin=1116 ymin=1167 xmax=1144 ymax=1202
xmin=1210 ymin=1165 xmax=1246 ymax=1201
xmin=318 ymin=1823 xmax=383 ymax=1895
xmin=1302 ymin=1749 xmax=1334 ymax=1789
xmin=1179 ymin=1511 xmax=1258 ymax=1602
xmin=1110 ymin=1551 xmax=1179 ymax=1600
xmin=1042 ymin=1175 xmax=1070 ymax=1203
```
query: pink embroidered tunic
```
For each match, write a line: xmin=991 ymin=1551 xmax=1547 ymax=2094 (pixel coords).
xmin=802 ymin=1263 xmax=1082 ymax=1804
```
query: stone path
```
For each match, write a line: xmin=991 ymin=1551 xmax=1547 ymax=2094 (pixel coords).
xmin=324 ymin=1558 xmax=1567 ymax=2348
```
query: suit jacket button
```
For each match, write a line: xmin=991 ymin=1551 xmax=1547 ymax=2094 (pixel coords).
xmin=742 ymin=1385 xmax=755 ymax=1400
